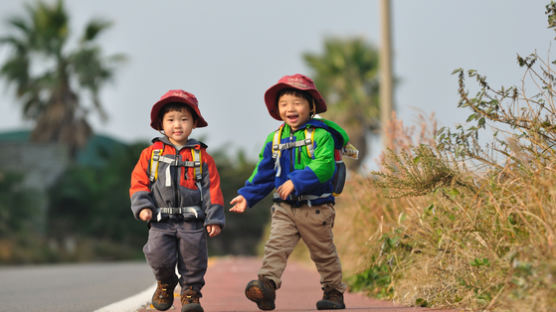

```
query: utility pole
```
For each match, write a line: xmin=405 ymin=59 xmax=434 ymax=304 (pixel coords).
xmin=379 ymin=0 xmax=394 ymax=149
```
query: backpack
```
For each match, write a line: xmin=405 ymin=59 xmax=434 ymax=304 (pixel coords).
xmin=271 ymin=118 xmax=358 ymax=196
xmin=147 ymin=141 xmax=204 ymax=221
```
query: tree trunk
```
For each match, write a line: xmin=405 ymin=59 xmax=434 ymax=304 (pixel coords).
xmin=30 ymin=85 xmax=91 ymax=158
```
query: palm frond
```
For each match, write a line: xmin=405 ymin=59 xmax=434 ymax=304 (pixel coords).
xmin=81 ymin=19 xmax=113 ymax=43
xmin=303 ymin=37 xmax=382 ymax=170
xmin=0 ymin=0 xmax=125 ymax=155
xmin=0 ymin=54 xmax=30 ymax=89
xmin=5 ymin=16 xmax=30 ymax=36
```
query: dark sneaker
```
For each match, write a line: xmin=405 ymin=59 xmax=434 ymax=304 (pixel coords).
xmin=151 ymin=276 xmax=178 ymax=311
xmin=245 ymin=277 xmax=276 ymax=310
xmin=181 ymin=286 xmax=203 ymax=312
xmin=316 ymin=286 xmax=345 ymax=310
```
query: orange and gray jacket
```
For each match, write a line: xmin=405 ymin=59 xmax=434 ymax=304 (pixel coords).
xmin=129 ymin=137 xmax=225 ymax=227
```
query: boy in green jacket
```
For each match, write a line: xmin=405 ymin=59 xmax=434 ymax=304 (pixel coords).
xmin=230 ymin=73 xmax=349 ymax=310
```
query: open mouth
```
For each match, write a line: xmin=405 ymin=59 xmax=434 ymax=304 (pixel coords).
xmin=286 ymin=114 xmax=299 ymax=122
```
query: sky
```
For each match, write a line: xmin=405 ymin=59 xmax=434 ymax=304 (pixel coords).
xmin=0 ymin=0 xmax=553 ymax=169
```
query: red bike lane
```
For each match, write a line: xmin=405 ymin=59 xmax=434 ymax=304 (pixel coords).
xmin=137 ymin=257 xmax=458 ymax=312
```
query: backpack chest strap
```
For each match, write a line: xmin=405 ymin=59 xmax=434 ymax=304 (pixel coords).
xmin=155 ymin=206 xmax=202 ymax=222
xmin=149 ymin=147 xmax=203 ymax=191
xmin=273 ymin=137 xmax=312 ymax=151
xmin=156 ymin=155 xmax=201 ymax=168
xmin=272 ymin=127 xmax=315 ymax=177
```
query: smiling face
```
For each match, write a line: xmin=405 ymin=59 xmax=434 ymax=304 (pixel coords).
xmin=277 ymin=92 xmax=313 ymax=131
xmin=161 ymin=107 xmax=196 ymax=146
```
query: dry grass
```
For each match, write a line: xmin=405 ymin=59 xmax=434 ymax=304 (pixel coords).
xmin=335 ymin=163 xmax=555 ymax=310
xmin=334 ymin=53 xmax=556 ymax=310
xmin=334 ymin=110 xmax=555 ymax=311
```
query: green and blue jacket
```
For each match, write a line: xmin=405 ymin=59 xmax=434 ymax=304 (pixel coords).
xmin=238 ymin=118 xmax=348 ymax=207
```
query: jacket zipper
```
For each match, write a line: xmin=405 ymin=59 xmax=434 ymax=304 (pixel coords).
xmin=174 ymin=147 xmax=180 ymax=207
xmin=289 ymin=133 xmax=294 ymax=172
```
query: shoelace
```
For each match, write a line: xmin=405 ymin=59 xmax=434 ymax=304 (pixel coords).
xmin=157 ymin=284 xmax=172 ymax=299
xmin=182 ymin=290 xmax=200 ymax=304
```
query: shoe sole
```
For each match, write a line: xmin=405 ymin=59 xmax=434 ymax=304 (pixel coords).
xmin=245 ymin=283 xmax=275 ymax=310
xmin=181 ymin=303 xmax=204 ymax=312
xmin=316 ymin=299 xmax=345 ymax=310
xmin=152 ymin=302 xmax=173 ymax=311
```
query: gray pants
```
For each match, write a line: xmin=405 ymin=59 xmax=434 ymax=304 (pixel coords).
xmin=143 ymin=219 xmax=207 ymax=291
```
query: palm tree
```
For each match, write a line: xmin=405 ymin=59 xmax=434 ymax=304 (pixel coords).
xmin=304 ymin=37 xmax=381 ymax=171
xmin=0 ymin=0 xmax=125 ymax=157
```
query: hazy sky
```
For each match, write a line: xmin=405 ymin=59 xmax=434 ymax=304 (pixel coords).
xmin=0 ymin=0 xmax=552 ymax=168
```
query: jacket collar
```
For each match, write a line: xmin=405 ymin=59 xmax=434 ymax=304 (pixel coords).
xmin=152 ymin=136 xmax=207 ymax=149
xmin=280 ymin=117 xmax=325 ymax=134
xmin=280 ymin=118 xmax=346 ymax=148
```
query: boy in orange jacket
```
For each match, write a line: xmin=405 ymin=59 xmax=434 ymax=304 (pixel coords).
xmin=130 ymin=90 xmax=225 ymax=312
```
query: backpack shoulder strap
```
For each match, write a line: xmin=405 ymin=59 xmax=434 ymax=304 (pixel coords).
xmin=149 ymin=141 xmax=165 ymax=182
xmin=304 ymin=127 xmax=315 ymax=159
xmin=272 ymin=124 xmax=284 ymax=177
xmin=272 ymin=124 xmax=284 ymax=159
xmin=191 ymin=147 xmax=203 ymax=201
xmin=191 ymin=148 xmax=202 ymax=182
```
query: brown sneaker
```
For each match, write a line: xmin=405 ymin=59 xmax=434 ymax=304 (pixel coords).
xmin=316 ymin=286 xmax=345 ymax=310
xmin=180 ymin=286 xmax=203 ymax=312
xmin=151 ymin=276 xmax=178 ymax=311
xmin=245 ymin=277 xmax=276 ymax=310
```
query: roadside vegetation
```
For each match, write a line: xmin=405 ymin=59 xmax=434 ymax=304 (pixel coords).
xmin=334 ymin=4 xmax=556 ymax=311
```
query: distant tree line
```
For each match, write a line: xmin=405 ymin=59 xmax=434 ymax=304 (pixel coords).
xmin=0 ymin=139 xmax=272 ymax=263
xmin=0 ymin=0 xmax=381 ymax=263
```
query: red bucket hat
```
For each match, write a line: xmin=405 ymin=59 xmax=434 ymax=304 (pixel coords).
xmin=264 ymin=73 xmax=327 ymax=121
xmin=150 ymin=89 xmax=208 ymax=130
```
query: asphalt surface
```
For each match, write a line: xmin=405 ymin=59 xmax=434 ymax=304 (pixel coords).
xmin=136 ymin=257 xmax=459 ymax=312
xmin=0 ymin=257 xmax=460 ymax=312
xmin=0 ymin=261 xmax=153 ymax=312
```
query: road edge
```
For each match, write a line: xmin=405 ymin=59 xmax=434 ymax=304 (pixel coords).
xmin=94 ymin=282 xmax=156 ymax=312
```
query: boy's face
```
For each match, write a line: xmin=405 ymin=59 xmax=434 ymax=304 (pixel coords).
xmin=278 ymin=93 xmax=311 ymax=131
xmin=161 ymin=107 xmax=196 ymax=146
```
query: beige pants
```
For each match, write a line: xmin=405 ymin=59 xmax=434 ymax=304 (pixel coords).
xmin=258 ymin=202 xmax=347 ymax=293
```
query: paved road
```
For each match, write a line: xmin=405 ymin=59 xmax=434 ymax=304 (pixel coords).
xmin=0 ymin=261 xmax=153 ymax=312
xmin=136 ymin=257 xmax=458 ymax=312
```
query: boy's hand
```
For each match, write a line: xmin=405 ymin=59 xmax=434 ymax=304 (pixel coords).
xmin=277 ymin=180 xmax=295 ymax=200
xmin=139 ymin=208 xmax=152 ymax=221
xmin=206 ymin=224 xmax=221 ymax=237
xmin=229 ymin=195 xmax=247 ymax=213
